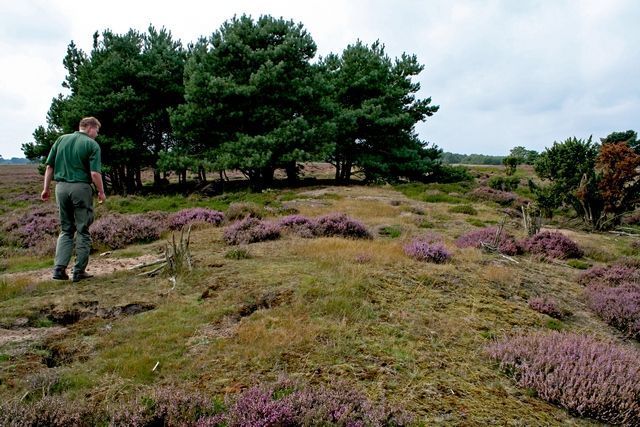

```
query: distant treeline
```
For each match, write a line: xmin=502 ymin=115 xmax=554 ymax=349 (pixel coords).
xmin=441 ymin=152 xmax=505 ymax=165
xmin=0 ymin=157 xmax=29 ymax=165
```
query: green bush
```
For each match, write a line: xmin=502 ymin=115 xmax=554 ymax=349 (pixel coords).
xmin=488 ymin=176 xmax=520 ymax=192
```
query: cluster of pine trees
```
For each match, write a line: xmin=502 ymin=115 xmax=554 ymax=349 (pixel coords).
xmin=23 ymin=15 xmax=443 ymax=193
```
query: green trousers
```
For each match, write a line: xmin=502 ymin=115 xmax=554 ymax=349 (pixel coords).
xmin=54 ymin=182 xmax=94 ymax=273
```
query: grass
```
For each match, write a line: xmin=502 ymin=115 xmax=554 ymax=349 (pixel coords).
xmin=0 ymin=164 xmax=638 ymax=425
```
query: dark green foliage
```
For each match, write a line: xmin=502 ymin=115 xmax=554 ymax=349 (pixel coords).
xmin=25 ymin=27 xmax=187 ymax=194
xmin=488 ymin=176 xmax=520 ymax=192
xmin=171 ymin=15 xmax=323 ymax=190
xmin=509 ymin=146 xmax=539 ymax=165
xmin=601 ymin=130 xmax=638 ymax=153
xmin=502 ymin=156 xmax=520 ymax=175
xmin=440 ymin=152 xmax=505 ymax=165
xmin=533 ymin=137 xmax=603 ymax=227
xmin=319 ymin=41 xmax=439 ymax=183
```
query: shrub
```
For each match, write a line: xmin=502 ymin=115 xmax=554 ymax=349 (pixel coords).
xmin=224 ymin=248 xmax=251 ymax=260
xmin=0 ymin=396 xmax=96 ymax=426
xmin=313 ymin=213 xmax=372 ymax=239
xmin=486 ymin=331 xmax=640 ymax=424
xmin=455 ymin=227 xmax=522 ymax=256
xmin=403 ymin=238 xmax=451 ymax=263
xmin=225 ymin=202 xmax=265 ymax=221
xmin=111 ymin=386 xmax=216 ymax=426
xmin=2 ymin=205 xmax=59 ymax=253
xmin=577 ymin=262 xmax=640 ymax=286
xmin=522 ymin=231 xmax=583 ymax=259
xmin=223 ymin=217 xmax=281 ymax=245
xmin=528 ymin=296 xmax=564 ymax=319
xmin=488 ymin=176 xmax=520 ymax=192
xmin=449 ymin=204 xmax=477 ymax=215
xmin=197 ymin=379 xmax=413 ymax=427
xmin=277 ymin=215 xmax=316 ymax=238
xmin=168 ymin=208 xmax=224 ymax=230
xmin=585 ymin=283 xmax=640 ymax=339
xmin=91 ymin=213 xmax=165 ymax=249
xmin=378 ymin=225 xmax=402 ymax=238
xmin=468 ymin=186 xmax=518 ymax=205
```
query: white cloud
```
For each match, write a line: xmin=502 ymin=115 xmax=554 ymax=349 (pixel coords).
xmin=0 ymin=0 xmax=638 ymax=158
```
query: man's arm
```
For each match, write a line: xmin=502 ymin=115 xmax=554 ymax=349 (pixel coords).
xmin=41 ymin=165 xmax=54 ymax=201
xmin=91 ymin=171 xmax=106 ymax=203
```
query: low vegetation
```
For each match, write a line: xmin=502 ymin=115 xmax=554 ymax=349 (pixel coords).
xmin=1 ymin=163 xmax=640 ymax=425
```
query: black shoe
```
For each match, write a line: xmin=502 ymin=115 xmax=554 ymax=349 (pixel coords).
xmin=52 ymin=267 xmax=69 ymax=281
xmin=72 ymin=271 xmax=94 ymax=282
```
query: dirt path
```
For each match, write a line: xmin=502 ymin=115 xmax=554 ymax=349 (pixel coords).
xmin=2 ymin=253 xmax=163 ymax=284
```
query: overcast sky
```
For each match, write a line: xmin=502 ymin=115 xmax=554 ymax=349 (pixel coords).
xmin=1 ymin=0 xmax=638 ymax=158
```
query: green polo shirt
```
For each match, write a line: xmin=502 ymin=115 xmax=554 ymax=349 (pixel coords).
xmin=45 ymin=131 xmax=102 ymax=183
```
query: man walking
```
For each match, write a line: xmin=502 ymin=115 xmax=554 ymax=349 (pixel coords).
xmin=41 ymin=117 xmax=106 ymax=282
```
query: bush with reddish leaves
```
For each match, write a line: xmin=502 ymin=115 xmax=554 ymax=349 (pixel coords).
xmin=91 ymin=213 xmax=166 ymax=249
xmin=454 ymin=227 xmax=522 ymax=255
xmin=486 ymin=331 xmax=640 ymax=424
xmin=313 ymin=213 xmax=372 ymax=239
xmin=522 ymin=231 xmax=583 ymax=259
xmin=403 ymin=236 xmax=451 ymax=263
xmin=223 ymin=217 xmax=281 ymax=245
xmin=277 ymin=214 xmax=316 ymax=238
xmin=528 ymin=296 xmax=564 ymax=319
xmin=168 ymin=207 xmax=224 ymax=230
xmin=585 ymin=283 xmax=640 ymax=340
xmin=577 ymin=262 xmax=640 ymax=286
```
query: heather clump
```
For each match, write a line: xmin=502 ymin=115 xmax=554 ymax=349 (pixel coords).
xmin=91 ymin=213 xmax=165 ymax=249
xmin=2 ymin=205 xmax=59 ymax=253
xmin=197 ymin=380 xmax=413 ymax=427
xmin=487 ymin=331 xmax=640 ymax=424
xmin=522 ymin=231 xmax=583 ymax=259
xmin=111 ymin=386 xmax=216 ymax=426
xmin=454 ymin=227 xmax=522 ymax=256
xmin=0 ymin=396 xmax=96 ymax=426
xmin=403 ymin=235 xmax=451 ymax=263
xmin=313 ymin=213 xmax=372 ymax=239
xmin=585 ymin=283 xmax=640 ymax=340
xmin=468 ymin=186 xmax=518 ymax=205
xmin=577 ymin=262 xmax=640 ymax=286
xmin=528 ymin=296 xmax=564 ymax=319
xmin=277 ymin=214 xmax=316 ymax=238
xmin=223 ymin=217 xmax=281 ymax=245
xmin=168 ymin=207 xmax=224 ymax=230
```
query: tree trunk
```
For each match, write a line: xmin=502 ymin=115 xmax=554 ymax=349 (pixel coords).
xmin=285 ymin=161 xmax=298 ymax=185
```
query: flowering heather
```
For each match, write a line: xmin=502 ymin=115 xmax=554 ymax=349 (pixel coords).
xmin=528 ymin=296 xmax=564 ymax=319
xmin=468 ymin=186 xmax=517 ymax=205
xmin=313 ymin=213 xmax=372 ymax=239
xmin=0 ymin=396 xmax=93 ymax=426
xmin=91 ymin=213 xmax=165 ymax=249
xmin=277 ymin=214 xmax=316 ymax=238
xmin=197 ymin=380 xmax=413 ymax=427
xmin=577 ymin=262 xmax=640 ymax=287
xmin=454 ymin=227 xmax=522 ymax=256
xmin=487 ymin=331 xmax=640 ymax=424
xmin=522 ymin=231 xmax=583 ymax=259
xmin=110 ymin=386 xmax=216 ymax=426
xmin=585 ymin=283 xmax=640 ymax=340
xmin=168 ymin=207 xmax=224 ymax=230
xmin=223 ymin=217 xmax=281 ymax=245
xmin=2 ymin=205 xmax=59 ymax=252
xmin=403 ymin=237 xmax=451 ymax=263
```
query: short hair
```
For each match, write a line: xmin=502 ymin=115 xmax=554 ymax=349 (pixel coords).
xmin=79 ymin=117 xmax=101 ymax=130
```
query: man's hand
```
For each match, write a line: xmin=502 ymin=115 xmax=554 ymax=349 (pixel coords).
xmin=97 ymin=190 xmax=106 ymax=204
xmin=41 ymin=188 xmax=50 ymax=201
